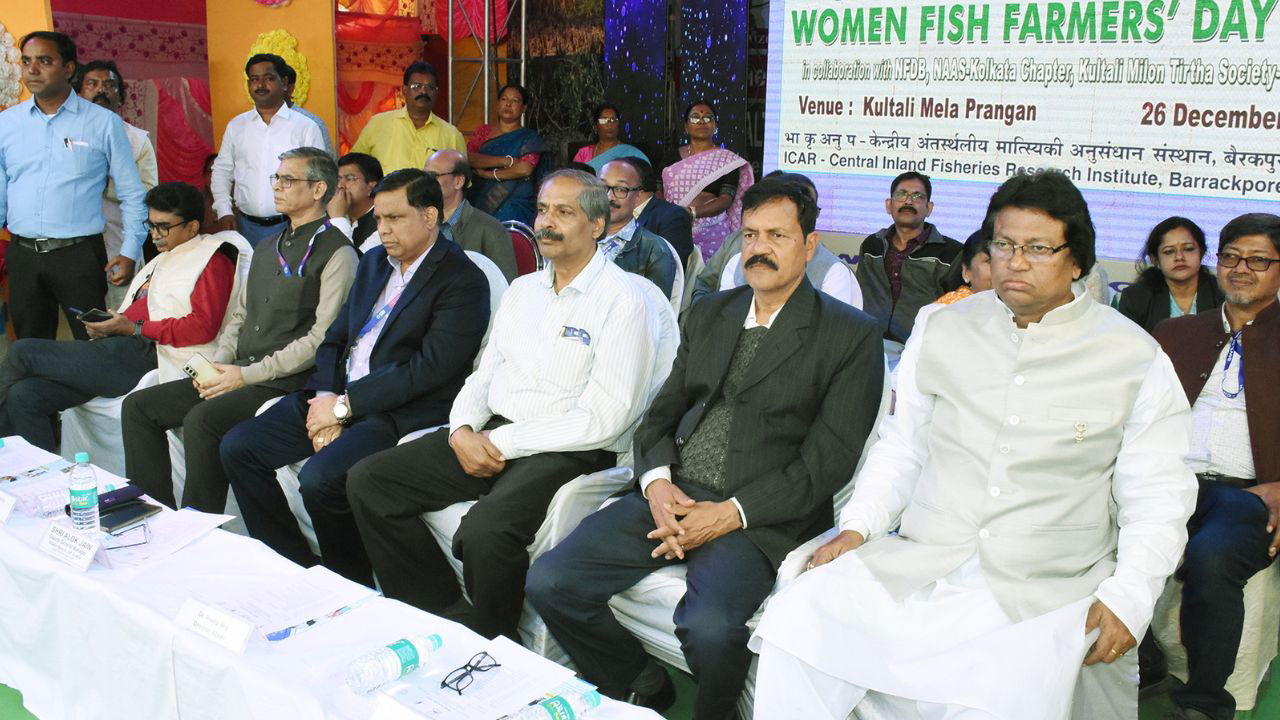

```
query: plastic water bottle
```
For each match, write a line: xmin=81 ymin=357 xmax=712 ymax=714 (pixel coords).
xmin=506 ymin=689 xmax=602 ymax=719
xmin=68 ymin=452 xmax=99 ymax=534
xmin=344 ymin=634 xmax=443 ymax=694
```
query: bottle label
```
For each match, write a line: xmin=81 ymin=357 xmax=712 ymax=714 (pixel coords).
xmin=389 ymin=639 xmax=420 ymax=675
xmin=538 ymin=697 xmax=575 ymax=720
xmin=69 ymin=486 xmax=97 ymax=510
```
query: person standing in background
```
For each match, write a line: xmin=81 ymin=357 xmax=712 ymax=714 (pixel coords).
xmin=74 ymin=59 xmax=159 ymax=309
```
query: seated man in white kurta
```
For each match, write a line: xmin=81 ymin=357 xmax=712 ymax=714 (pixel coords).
xmin=750 ymin=169 xmax=1199 ymax=720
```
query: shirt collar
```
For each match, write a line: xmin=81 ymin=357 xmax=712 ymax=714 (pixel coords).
xmin=1221 ymin=305 xmax=1256 ymax=333
xmin=26 ymin=91 xmax=81 ymax=117
xmin=603 ymin=219 xmax=638 ymax=245
xmin=632 ymin=196 xmax=653 ymax=219
xmin=386 ymin=243 xmax=432 ymax=280
xmin=994 ymin=281 xmax=1091 ymax=327
xmin=745 ymin=295 xmax=783 ymax=329
xmin=443 ymin=199 xmax=468 ymax=229
xmin=286 ymin=216 xmax=328 ymax=240
xmin=397 ymin=107 xmax=436 ymax=127
xmin=541 ymin=247 xmax=609 ymax=294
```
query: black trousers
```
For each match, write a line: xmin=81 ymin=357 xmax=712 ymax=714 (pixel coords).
xmin=525 ymin=489 xmax=777 ymax=720
xmin=346 ymin=427 xmax=613 ymax=640
xmin=221 ymin=392 xmax=401 ymax=586
xmin=121 ymin=377 xmax=283 ymax=511
xmin=7 ymin=236 xmax=108 ymax=340
xmin=1171 ymin=479 xmax=1278 ymax=719
xmin=0 ymin=336 xmax=155 ymax=451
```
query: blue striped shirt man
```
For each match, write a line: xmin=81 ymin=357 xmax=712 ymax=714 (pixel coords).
xmin=0 ymin=91 xmax=147 ymax=260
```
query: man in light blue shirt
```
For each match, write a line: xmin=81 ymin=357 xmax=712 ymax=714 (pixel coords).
xmin=0 ymin=31 xmax=146 ymax=340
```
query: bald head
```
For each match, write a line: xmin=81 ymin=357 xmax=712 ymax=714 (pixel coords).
xmin=426 ymin=149 xmax=469 ymax=211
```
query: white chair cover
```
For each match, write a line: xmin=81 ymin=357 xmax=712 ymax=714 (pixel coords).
xmin=61 ymin=368 xmax=161 ymax=476
xmin=1152 ymin=558 xmax=1280 ymax=710
xmin=664 ymin=240 xmax=684 ymax=316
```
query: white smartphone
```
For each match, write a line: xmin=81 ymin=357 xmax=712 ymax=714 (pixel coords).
xmin=182 ymin=352 xmax=223 ymax=387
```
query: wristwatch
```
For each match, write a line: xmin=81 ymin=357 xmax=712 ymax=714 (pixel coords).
xmin=334 ymin=394 xmax=353 ymax=426
xmin=133 ymin=320 xmax=144 ymax=337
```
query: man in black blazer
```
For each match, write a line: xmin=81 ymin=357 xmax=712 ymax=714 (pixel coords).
xmin=220 ymin=169 xmax=490 ymax=586
xmin=622 ymin=155 xmax=695 ymax=266
xmin=526 ymin=177 xmax=885 ymax=719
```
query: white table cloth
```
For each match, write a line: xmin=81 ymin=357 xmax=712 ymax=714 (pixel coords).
xmin=0 ymin=440 xmax=657 ymax=720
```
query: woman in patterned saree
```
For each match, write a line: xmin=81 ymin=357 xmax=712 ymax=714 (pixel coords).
xmin=661 ymin=100 xmax=755 ymax=260
xmin=467 ymin=83 xmax=545 ymax=226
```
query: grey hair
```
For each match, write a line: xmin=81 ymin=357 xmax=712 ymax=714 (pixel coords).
xmin=543 ymin=169 xmax=609 ymax=236
xmin=278 ymin=146 xmax=338 ymax=204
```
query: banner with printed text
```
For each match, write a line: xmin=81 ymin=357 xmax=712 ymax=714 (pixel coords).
xmin=765 ymin=0 xmax=1280 ymax=258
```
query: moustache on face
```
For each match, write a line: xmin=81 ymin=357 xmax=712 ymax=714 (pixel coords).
xmin=898 ymin=206 xmax=917 ymax=213
xmin=415 ymin=93 xmax=430 ymax=102
xmin=745 ymin=254 xmax=778 ymax=271
xmin=533 ymin=228 xmax=565 ymax=243
xmin=91 ymin=92 xmax=112 ymax=106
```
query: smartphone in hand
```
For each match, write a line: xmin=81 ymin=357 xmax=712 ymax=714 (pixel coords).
xmin=182 ymin=352 xmax=224 ymax=387
xmin=71 ymin=307 xmax=113 ymax=323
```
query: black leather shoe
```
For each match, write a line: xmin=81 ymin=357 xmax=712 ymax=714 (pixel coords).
xmin=1161 ymin=707 xmax=1215 ymax=720
xmin=624 ymin=668 xmax=676 ymax=714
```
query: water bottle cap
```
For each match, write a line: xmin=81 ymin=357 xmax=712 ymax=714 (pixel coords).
xmin=0 ymin=438 xmax=5 ymax=448
xmin=584 ymin=690 xmax=602 ymax=708
xmin=75 ymin=452 xmax=90 ymax=463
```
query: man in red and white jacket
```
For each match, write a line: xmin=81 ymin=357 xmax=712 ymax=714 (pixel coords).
xmin=0 ymin=182 xmax=250 ymax=451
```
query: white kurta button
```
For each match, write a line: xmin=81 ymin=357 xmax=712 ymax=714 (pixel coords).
xmin=1008 ymin=415 xmax=1020 ymax=425
xmin=1014 ymin=375 xmax=1025 ymax=385
xmin=1010 ymin=332 xmax=1019 ymax=342
xmin=990 ymin=487 xmax=1001 ymax=497
xmin=978 ymin=528 xmax=991 ymax=539
xmin=999 ymin=445 xmax=1011 ymax=454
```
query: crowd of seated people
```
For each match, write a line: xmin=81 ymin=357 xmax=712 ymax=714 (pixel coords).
xmin=7 ymin=31 xmax=1280 ymax=720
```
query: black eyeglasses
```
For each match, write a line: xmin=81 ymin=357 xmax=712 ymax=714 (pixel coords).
xmin=606 ymin=185 xmax=643 ymax=199
xmin=440 ymin=652 xmax=501 ymax=695
xmin=1217 ymin=251 xmax=1280 ymax=272
xmin=144 ymin=220 xmax=185 ymax=237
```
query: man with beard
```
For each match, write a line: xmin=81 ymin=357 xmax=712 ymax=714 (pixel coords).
xmin=75 ymin=59 xmax=159 ymax=308
xmin=525 ymin=177 xmax=885 ymax=719
xmin=854 ymin=171 xmax=963 ymax=366
xmin=598 ymin=159 xmax=678 ymax=298
xmin=1150 ymin=213 xmax=1280 ymax=720
xmin=351 ymin=61 xmax=465 ymax=174
xmin=210 ymin=53 xmax=325 ymax=246
xmin=0 ymin=32 xmax=146 ymax=340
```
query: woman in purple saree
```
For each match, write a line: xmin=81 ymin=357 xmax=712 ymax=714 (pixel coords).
xmin=661 ymin=100 xmax=755 ymax=261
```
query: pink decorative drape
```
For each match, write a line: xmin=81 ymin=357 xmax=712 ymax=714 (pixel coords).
xmin=53 ymin=12 xmax=213 ymax=187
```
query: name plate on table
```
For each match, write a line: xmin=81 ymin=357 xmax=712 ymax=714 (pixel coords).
xmin=177 ymin=598 xmax=254 ymax=655
xmin=38 ymin=521 xmax=101 ymax=572
xmin=0 ymin=490 xmax=15 ymax=523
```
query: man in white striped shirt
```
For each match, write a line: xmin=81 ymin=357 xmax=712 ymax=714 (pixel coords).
xmin=347 ymin=169 xmax=657 ymax=640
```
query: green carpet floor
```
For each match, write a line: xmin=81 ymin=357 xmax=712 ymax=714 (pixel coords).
xmin=3 ymin=656 xmax=1276 ymax=719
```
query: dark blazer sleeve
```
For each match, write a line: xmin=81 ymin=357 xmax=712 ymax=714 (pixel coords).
xmin=1116 ymin=283 xmax=1154 ymax=331
xmin=475 ymin=210 xmax=519 ymax=282
xmin=641 ymin=228 xmax=678 ymax=298
xmin=344 ymin=253 xmax=490 ymax=418
xmin=733 ymin=311 xmax=886 ymax=527
xmin=632 ymin=299 xmax=701 ymax=478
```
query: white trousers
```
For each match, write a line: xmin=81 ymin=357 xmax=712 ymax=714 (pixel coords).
xmin=754 ymin=639 xmax=1000 ymax=720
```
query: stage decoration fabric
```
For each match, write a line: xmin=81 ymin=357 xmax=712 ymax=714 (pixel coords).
xmin=0 ymin=24 xmax=21 ymax=111
xmin=248 ymin=29 xmax=309 ymax=105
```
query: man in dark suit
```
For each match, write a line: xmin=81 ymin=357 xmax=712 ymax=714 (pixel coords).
xmin=623 ymin=155 xmax=695 ymax=266
xmin=219 ymin=169 xmax=490 ymax=586
xmin=525 ymin=177 xmax=886 ymax=719
xmin=1150 ymin=212 xmax=1280 ymax=720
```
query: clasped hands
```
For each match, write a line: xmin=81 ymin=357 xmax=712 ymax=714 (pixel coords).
xmin=304 ymin=394 xmax=343 ymax=453
xmin=645 ymin=478 xmax=742 ymax=560
xmin=449 ymin=425 xmax=506 ymax=478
